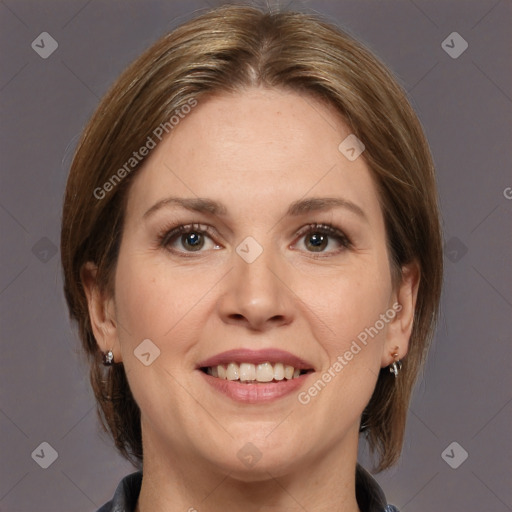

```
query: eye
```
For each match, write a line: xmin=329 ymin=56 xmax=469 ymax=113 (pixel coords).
xmin=294 ymin=223 xmax=351 ymax=255
xmin=158 ymin=223 xmax=221 ymax=254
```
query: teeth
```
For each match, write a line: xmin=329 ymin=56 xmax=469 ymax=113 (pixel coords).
xmin=206 ymin=362 xmax=307 ymax=382
xmin=239 ymin=363 xmax=256 ymax=382
xmin=256 ymin=362 xmax=274 ymax=382
xmin=226 ymin=363 xmax=239 ymax=381
xmin=274 ymin=362 xmax=284 ymax=381
xmin=284 ymin=365 xmax=294 ymax=380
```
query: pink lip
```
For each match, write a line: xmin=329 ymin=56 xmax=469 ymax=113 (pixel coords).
xmin=197 ymin=348 xmax=314 ymax=370
xmin=199 ymin=371 xmax=311 ymax=403
xmin=196 ymin=348 xmax=315 ymax=404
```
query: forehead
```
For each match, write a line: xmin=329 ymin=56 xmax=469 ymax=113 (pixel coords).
xmin=125 ymin=87 xmax=381 ymax=223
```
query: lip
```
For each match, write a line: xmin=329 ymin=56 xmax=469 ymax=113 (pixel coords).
xmin=196 ymin=348 xmax=314 ymax=371
xmin=196 ymin=348 xmax=315 ymax=404
xmin=199 ymin=371 xmax=312 ymax=403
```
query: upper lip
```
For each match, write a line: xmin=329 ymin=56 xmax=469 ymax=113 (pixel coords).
xmin=197 ymin=348 xmax=315 ymax=371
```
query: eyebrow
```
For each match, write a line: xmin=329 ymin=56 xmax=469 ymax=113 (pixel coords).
xmin=143 ymin=196 xmax=367 ymax=222
xmin=143 ymin=197 xmax=227 ymax=219
xmin=286 ymin=197 xmax=367 ymax=221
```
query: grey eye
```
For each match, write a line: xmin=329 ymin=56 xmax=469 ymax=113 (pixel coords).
xmin=305 ymin=232 xmax=328 ymax=252
xmin=180 ymin=232 xmax=205 ymax=251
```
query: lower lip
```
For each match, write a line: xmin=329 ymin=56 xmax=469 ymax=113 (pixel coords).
xmin=199 ymin=371 xmax=311 ymax=403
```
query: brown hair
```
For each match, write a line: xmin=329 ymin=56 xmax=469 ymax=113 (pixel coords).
xmin=61 ymin=4 xmax=443 ymax=472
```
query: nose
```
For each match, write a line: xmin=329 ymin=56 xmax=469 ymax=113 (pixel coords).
xmin=216 ymin=243 xmax=295 ymax=331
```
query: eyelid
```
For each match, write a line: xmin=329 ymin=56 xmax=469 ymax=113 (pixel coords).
xmin=157 ymin=221 xmax=351 ymax=256
xmin=292 ymin=223 xmax=352 ymax=254
xmin=158 ymin=222 xmax=221 ymax=253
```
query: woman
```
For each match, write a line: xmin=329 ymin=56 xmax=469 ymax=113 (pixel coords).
xmin=60 ymin=4 xmax=443 ymax=511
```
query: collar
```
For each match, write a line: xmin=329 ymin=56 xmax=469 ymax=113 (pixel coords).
xmin=97 ymin=464 xmax=399 ymax=512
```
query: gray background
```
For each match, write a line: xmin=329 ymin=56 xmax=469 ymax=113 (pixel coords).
xmin=1 ymin=0 xmax=511 ymax=510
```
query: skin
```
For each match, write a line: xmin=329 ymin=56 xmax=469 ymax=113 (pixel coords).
xmin=83 ymin=87 xmax=419 ymax=511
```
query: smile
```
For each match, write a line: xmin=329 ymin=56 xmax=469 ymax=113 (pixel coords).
xmin=197 ymin=349 xmax=315 ymax=403
xmin=201 ymin=362 xmax=311 ymax=383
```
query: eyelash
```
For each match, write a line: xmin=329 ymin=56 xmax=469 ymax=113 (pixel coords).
xmin=157 ymin=223 xmax=218 ymax=256
xmin=157 ymin=222 xmax=352 ymax=257
xmin=294 ymin=223 xmax=352 ymax=256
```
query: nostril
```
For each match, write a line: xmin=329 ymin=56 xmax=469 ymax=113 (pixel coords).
xmin=269 ymin=314 xmax=286 ymax=322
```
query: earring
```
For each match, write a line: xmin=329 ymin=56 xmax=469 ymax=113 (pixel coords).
xmin=102 ymin=349 xmax=114 ymax=366
xmin=389 ymin=346 xmax=402 ymax=378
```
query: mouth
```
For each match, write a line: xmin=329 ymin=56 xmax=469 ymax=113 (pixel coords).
xmin=196 ymin=348 xmax=315 ymax=403
xmin=200 ymin=362 xmax=313 ymax=383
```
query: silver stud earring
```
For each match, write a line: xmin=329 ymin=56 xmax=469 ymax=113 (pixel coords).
xmin=102 ymin=349 xmax=114 ymax=366
xmin=389 ymin=346 xmax=402 ymax=378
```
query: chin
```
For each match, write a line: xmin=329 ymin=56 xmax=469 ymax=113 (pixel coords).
xmin=201 ymin=428 xmax=310 ymax=481
xmin=219 ymin=450 xmax=306 ymax=483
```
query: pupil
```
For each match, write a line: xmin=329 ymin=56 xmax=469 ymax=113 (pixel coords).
xmin=183 ymin=232 xmax=203 ymax=250
xmin=308 ymin=233 xmax=326 ymax=251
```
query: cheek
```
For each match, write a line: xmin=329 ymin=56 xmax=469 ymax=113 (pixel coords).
xmin=112 ymin=248 xmax=235 ymax=412
xmin=295 ymin=269 xmax=392 ymax=425
xmin=112 ymin=250 xmax=219 ymax=349
xmin=306 ymin=258 xmax=393 ymax=361
xmin=111 ymin=252 xmax=216 ymax=419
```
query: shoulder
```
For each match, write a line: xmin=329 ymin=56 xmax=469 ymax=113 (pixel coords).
xmin=96 ymin=471 xmax=143 ymax=512
xmin=97 ymin=466 xmax=399 ymax=512
xmin=355 ymin=464 xmax=400 ymax=512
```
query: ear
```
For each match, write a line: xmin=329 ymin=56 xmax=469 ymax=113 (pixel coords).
xmin=81 ymin=262 xmax=122 ymax=362
xmin=381 ymin=261 xmax=420 ymax=367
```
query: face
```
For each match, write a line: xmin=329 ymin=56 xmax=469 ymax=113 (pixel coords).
xmin=86 ymin=87 xmax=417 ymax=480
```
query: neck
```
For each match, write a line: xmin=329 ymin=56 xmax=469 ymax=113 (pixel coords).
xmin=135 ymin=423 xmax=362 ymax=512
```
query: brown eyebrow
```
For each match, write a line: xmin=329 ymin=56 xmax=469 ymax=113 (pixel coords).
xmin=143 ymin=197 xmax=228 ymax=219
xmin=286 ymin=197 xmax=367 ymax=221
xmin=143 ymin=196 xmax=367 ymax=222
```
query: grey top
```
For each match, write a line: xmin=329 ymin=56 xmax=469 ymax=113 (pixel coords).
xmin=96 ymin=464 xmax=399 ymax=512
